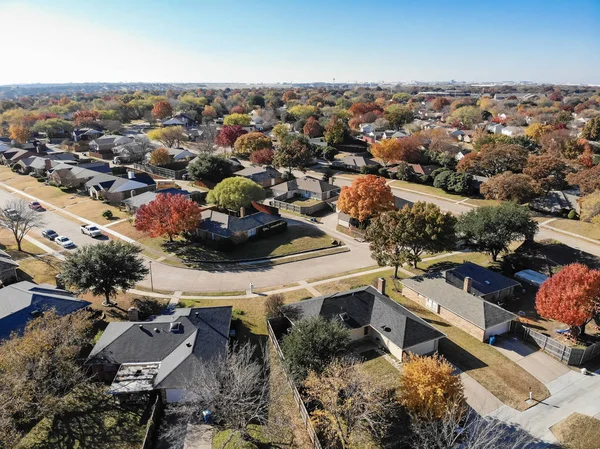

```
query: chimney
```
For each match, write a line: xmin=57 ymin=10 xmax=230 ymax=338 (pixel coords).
xmin=239 ymin=206 xmax=246 ymax=218
xmin=377 ymin=277 xmax=386 ymax=296
xmin=128 ymin=307 xmax=139 ymax=321
xmin=127 ymin=170 xmax=135 ymax=180
xmin=463 ymin=276 xmax=472 ymax=293
xmin=44 ymin=159 xmax=52 ymax=170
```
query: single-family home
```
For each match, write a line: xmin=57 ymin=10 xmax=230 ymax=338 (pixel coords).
xmin=530 ymin=189 xmax=581 ymax=215
xmin=15 ymin=153 xmax=78 ymax=176
xmin=234 ymin=166 xmax=283 ymax=188
xmin=197 ymin=209 xmax=286 ymax=247
xmin=458 ymin=130 xmax=474 ymax=143
xmin=279 ymin=285 xmax=446 ymax=361
xmin=73 ymin=128 xmax=103 ymax=142
xmin=444 ymin=262 xmax=521 ymax=303
xmin=49 ymin=162 xmax=112 ymax=188
xmin=487 ymin=123 xmax=505 ymax=135
xmin=402 ymin=270 xmax=518 ymax=341
xmin=0 ymin=281 xmax=90 ymax=340
xmin=455 ymin=149 xmax=472 ymax=161
xmin=85 ymin=171 xmax=156 ymax=204
xmin=89 ymin=135 xmax=134 ymax=159
xmin=86 ymin=306 xmax=232 ymax=403
xmin=162 ymin=114 xmax=195 ymax=127
xmin=407 ymin=163 xmax=440 ymax=177
xmin=121 ymin=188 xmax=191 ymax=214
xmin=0 ymin=249 xmax=19 ymax=284
xmin=501 ymin=126 xmax=525 ymax=137
xmin=337 ymin=155 xmax=379 ymax=172
xmin=270 ymin=176 xmax=340 ymax=215
xmin=0 ymin=149 xmax=39 ymax=166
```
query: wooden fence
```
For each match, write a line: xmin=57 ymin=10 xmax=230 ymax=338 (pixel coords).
xmin=141 ymin=394 xmax=163 ymax=449
xmin=133 ymin=163 xmax=188 ymax=180
xmin=267 ymin=318 xmax=323 ymax=449
xmin=511 ymin=321 xmax=600 ymax=366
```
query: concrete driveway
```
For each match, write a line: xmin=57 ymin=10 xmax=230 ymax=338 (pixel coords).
xmin=493 ymin=336 xmax=570 ymax=385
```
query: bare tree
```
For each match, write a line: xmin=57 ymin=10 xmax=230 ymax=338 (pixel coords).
xmin=189 ymin=125 xmax=218 ymax=153
xmin=160 ymin=342 xmax=271 ymax=448
xmin=124 ymin=136 xmax=155 ymax=162
xmin=0 ymin=198 xmax=45 ymax=251
xmin=264 ymin=293 xmax=284 ymax=319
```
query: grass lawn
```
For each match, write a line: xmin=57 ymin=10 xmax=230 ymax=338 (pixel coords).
xmin=388 ymin=285 xmax=549 ymax=411
xmin=255 ymin=283 xmax=300 ymax=293
xmin=66 ymin=200 xmax=122 ymax=224
xmin=287 ymin=197 xmax=322 ymax=207
xmin=182 ymin=290 xmax=247 ymax=297
xmin=463 ymin=198 xmax=501 ymax=207
xmin=0 ymin=167 xmax=18 ymax=181
xmin=305 ymin=265 xmax=380 ymax=283
xmin=359 ymin=349 xmax=401 ymax=392
xmin=389 ymin=180 xmax=468 ymax=201
xmin=81 ymin=291 xmax=170 ymax=321
xmin=5 ymin=174 xmax=41 ymax=191
xmin=550 ymin=413 xmax=600 ymax=449
xmin=548 ymin=218 xmax=600 ymax=241
xmin=17 ymin=256 xmax=62 ymax=285
xmin=403 ymin=251 xmax=495 ymax=276
xmin=0 ymin=228 xmax=46 ymax=259
xmin=26 ymin=186 xmax=91 ymax=208
xmin=314 ymin=268 xmax=396 ymax=295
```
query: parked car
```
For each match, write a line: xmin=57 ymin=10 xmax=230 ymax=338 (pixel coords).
xmin=80 ymin=224 xmax=102 ymax=238
xmin=3 ymin=208 xmax=18 ymax=219
xmin=28 ymin=201 xmax=43 ymax=211
xmin=42 ymin=229 xmax=59 ymax=240
xmin=54 ymin=236 xmax=75 ymax=248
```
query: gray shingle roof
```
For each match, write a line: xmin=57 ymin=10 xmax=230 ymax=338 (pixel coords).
xmin=0 ymin=281 xmax=90 ymax=339
xmin=87 ymin=306 xmax=232 ymax=390
xmin=272 ymin=176 xmax=340 ymax=195
xmin=446 ymin=262 xmax=521 ymax=296
xmin=199 ymin=210 xmax=283 ymax=237
xmin=281 ymin=286 xmax=445 ymax=350
xmin=402 ymin=273 xmax=517 ymax=329
xmin=235 ymin=166 xmax=281 ymax=183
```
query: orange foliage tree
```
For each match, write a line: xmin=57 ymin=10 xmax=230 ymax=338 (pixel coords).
xmin=135 ymin=193 xmax=202 ymax=241
xmin=9 ymin=124 xmax=30 ymax=144
xmin=536 ymin=263 xmax=600 ymax=336
xmin=370 ymin=138 xmax=402 ymax=166
xmin=149 ymin=147 xmax=170 ymax=166
xmin=337 ymin=175 xmax=394 ymax=224
xmin=152 ymin=100 xmax=173 ymax=120
xmin=72 ymin=110 xmax=100 ymax=127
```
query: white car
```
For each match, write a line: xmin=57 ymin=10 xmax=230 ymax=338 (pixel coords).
xmin=54 ymin=236 xmax=75 ymax=248
xmin=80 ymin=224 xmax=102 ymax=238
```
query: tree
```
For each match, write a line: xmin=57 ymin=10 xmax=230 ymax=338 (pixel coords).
xmin=149 ymin=147 xmax=170 ymax=166
xmin=272 ymin=123 xmax=289 ymax=141
xmin=32 ymin=118 xmax=74 ymax=138
xmin=304 ymin=358 xmax=393 ymax=449
xmin=431 ymin=97 xmax=450 ymax=111
xmin=0 ymin=199 xmax=45 ymax=251
xmin=9 ymin=123 xmax=29 ymax=143
xmin=287 ymin=104 xmax=318 ymax=121
xmin=370 ymin=138 xmax=402 ymax=166
xmin=541 ymin=130 xmax=585 ymax=159
xmin=249 ymin=148 xmax=274 ymax=165
xmin=366 ymin=203 xmax=456 ymax=274
xmin=567 ymin=164 xmax=600 ymax=195
xmin=72 ymin=110 xmax=100 ymax=127
xmin=264 ymin=293 xmax=284 ymax=319
xmin=524 ymin=123 xmax=553 ymax=142
xmin=580 ymin=190 xmax=600 ymax=225
xmin=582 ymin=116 xmax=600 ymax=141
xmin=147 ymin=126 xmax=186 ymax=147
xmin=135 ymin=193 xmax=202 ymax=242
xmin=323 ymin=115 xmax=348 ymax=144
xmin=448 ymin=105 xmax=481 ymax=127
xmin=536 ymin=264 xmax=600 ymax=336
xmin=384 ymin=104 xmax=414 ymax=128
xmin=233 ymin=132 xmax=272 ymax=157
xmin=476 ymin=144 xmax=529 ymax=176
xmin=337 ymin=175 xmax=394 ymax=224
xmin=446 ymin=172 xmax=471 ymax=195
xmin=303 ymin=116 xmax=323 ymax=137
xmin=223 ymin=113 xmax=251 ymax=126
xmin=152 ymin=100 xmax=173 ymax=119
xmin=456 ymin=202 xmax=538 ymax=261
xmin=0 ymin=310 xmax=93 ymax=448
xmin=273 ymin=134 xmax=314 ymax=173
xmin=214 ymin=125 xmax=247 ymax=148
xmin=348 ymin=102 xmax=382 ymax=116
xmin=281 ymin=316 xmax=350 ymax=382
xmin=480 ymin=172 xmax=541 ymax=203
xmin=433 ymin=170 xmax=452 ymax=190
xmin=202 ymin=105 xmax=217 ymax=121
xmin=523 ymin=154 xmax=569 ymax=192
xmin=399 ymin=354 xmax=464 ymax=419
xmin=187 ymin=153 xmax=230 ymax=183
xmin=160 ymin=343 xmax=270 ymax=447
xmin=60 ymin=241 xmax=148 ymax=306
xmin=207 ymin=177 xmax=265 ymax=211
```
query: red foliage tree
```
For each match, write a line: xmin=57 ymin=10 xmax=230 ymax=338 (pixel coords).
xmin=250 ymin=148 xmax=275 ymax=165
xmin=303 ymin=116 xmax=324 ymax=138
xmin=536 ymin=264 xmax=600 ymax=335
xmin=567 ymin=165 xmax=600 ymax=195
xmin=337 ymin=175 xmax=394 ymax=223
xmin=135 ymin=194 xmax=202 ymax=242
xmin=431 ymin=97 xmax=450 ymax=111
xmin=348 ymin=102 xmax=383 ymax=116
xmin=230 ymin=105 xmax=245 ymax=114
xmin=152 ymin=100 xmax=173 ymax=120
xmin=214 ymin=125 xmax=247 ymax=148
xmin=73 ymin=110 xmax=100 ymax=127
xmin=579 ymin=144 xmax=595 ymax=169
xmin=395 ymin=136 xmax=425 ymax=163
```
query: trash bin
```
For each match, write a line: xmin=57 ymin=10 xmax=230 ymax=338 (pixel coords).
xmin=489 ymin=335 xmax=497 ymax=346
xmin=202 ymin=410 xmax=212 ymax=424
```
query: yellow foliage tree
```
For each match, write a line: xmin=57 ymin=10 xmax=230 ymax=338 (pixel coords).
xmin=147 ymin=126 xmax=186 ymax=147
xmin=525 ymin=123 xmax=553 ymax=142
xmin=370 ymin=138 xmax=402 ymax=166
xmin=580 ymin=190 xmax=600 ymax=225
xmin=9 ymin=123 xmax=30 ymax=144
xmin=149 ymin=147 xmax=170 ymax=166
xmin=223 ymin=113 xmax=251 ymax=126
xmin=399 ymin=353 xmax=465 ymax=419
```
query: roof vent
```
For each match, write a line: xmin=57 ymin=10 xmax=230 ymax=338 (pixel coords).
xmin=484 ymin=280 xmax=491 ymax=285
xmin=339 ymin=312 xmax=349 ymax=322
xmin=195 ymin=312 xmax=200 ymax=317
xmin=154 ymin=328 xmax=160 ymax=333
xmin=170 ymin=322 xmax=182 ymax=332
xmin=186 ymin=342 xmax=192 ymax=347
xmin=139 ymin=324 xmax=144 ymax=329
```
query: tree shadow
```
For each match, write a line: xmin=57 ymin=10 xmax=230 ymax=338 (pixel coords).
xmin=439 ymin=339 xmax=488 ymax=371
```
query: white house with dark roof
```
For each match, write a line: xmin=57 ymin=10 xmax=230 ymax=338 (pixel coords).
xmin=279 ymin=286 xmax=446 ymax=361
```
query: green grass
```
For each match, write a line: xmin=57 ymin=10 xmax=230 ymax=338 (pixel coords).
xmin=551 ymin=413 xmax=600 ymax=449
xmin=403 ymin=251 xmax=494 ymax=275
xmin=133 ymin=285 xmax=175 ymax=295
xmin=389 ymin=180 xmax=468 ymax=201
xmin=182 ymin=290 xmax=247 ymax=297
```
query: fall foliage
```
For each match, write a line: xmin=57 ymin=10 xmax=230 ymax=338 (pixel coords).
xmin=233 ymin=131 xmax=272 ymax=156
xmin=580 ymin=191 xmax=600 ymax=225
xmin=8 ymin=123 xmax=30 ymax=143
xmin=149 ymin=147 xmax=170 ymax=166
xmin=249 ymin=148 xmax=274 ymax=165
xmin=72 ymin=110 xmax=100 ymax=127
xmin=135 ymin=193 xmax=202 ymax=241
xmin=302 ymin=116 xmax=323 ymax=138
xmin=566 ymin=164 xmax=600 ymax=195
xmin=523 ymin=154 xmax=569 ymax=192
xmin=337 ymin=175 xmax=394 ymax=223
xmin=206 ymin=177 xmax=265 ymax=211
xmin=214 ymin=125 xmax=247 ymax=148
xmin=581 ymin=116 xmax=600 ymax=141
xmin=151 ymin=100 xmax=173 ymax=120
xmin=536 ymin=264 xmax=600 ymax=335
xmin=223 ymin=113 xmax=251 ymax=126
xmin=147 ymin=126 xmax=186 ymax=147
xmin=480 ymin=172 xmax=541 ymax=203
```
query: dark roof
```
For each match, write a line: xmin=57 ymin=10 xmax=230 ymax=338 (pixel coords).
xmin=87 ymin=306 xmax=232 ymax=390
xmin=235 ymin=166 xmax=281 ymax=183
xmin=402 ymin=273 xmax=517 ymax=330
xmin=342 ymin=155 xmax=379 ymax=168
xmin=281 ymin=286 xmax=445 ymax=350
xmin=446 ymin=262 xmax=521 ymax=296
xmin=122 ymin=189 xmax=190 ymax=209
xmin=272 ymin=176 xmax=339 ymax=195
xmin=199 ymin=210 xmax=283 ymax=237
xmin=0 ymin=281 xmax=90 ymax=339
xmin=86 ymin=172 xmax=156 ymax=193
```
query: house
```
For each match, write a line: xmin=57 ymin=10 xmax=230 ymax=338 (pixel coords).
xmin=458 ymin=130 xmax=474 ymax=143
xmin=279 ymin=286 xmax=446 ymax=361
xmin=197 ymin=209 xmax=286 ymax=246
xmin=162 ymin=114 xmax=195 ymax=127
xmin=122 ymin=188 xmax=191 ymax=214
xmin=73 ymin=128 xmax=103 ymax=142
xmin=407 ymin=163 xmax=440 ymax=177
xmin=49 ymin=162 xmax=112 ymax=188
xmin=85 ymin=171 xmax=156 ymax=204
xmin=0 ymin=149 xmax=39 ymax=166
xmin=15 ymin=153 xmax=78 ymax=175
xmin=86 ymin=306 xmax=232 ymax=403
xmin=444 ymin=262 xmax=521 ymax=302
xmin=487 ymin=123 xmax=505 ymax=134
xmin=337 ymin=155 xmax=379 ymax=172
xmin=402 ymin=270 xmax=518 ymax=341
xmin=449 ymin=129 xmax=465 ymax=140
xmin=501 ymin=126 xmax=525 ymax=137
xmin=0 ymin=249 xmax=18 ymax=284
xmin=234 ymin=166 xmax=283 ymax=188
xmin=530 ymin=189 xmax=581 ymax=215
xmin=308 ymin=137 xmax=328 ymax=148
xmin=0 ymin=281 xmax=90 ymax=340
xmin=89 ymin=135 xmax=134 ymax=159
xmin=455 ymin=149 xmax=472 ymax=161
xmin=271 ymin=176 xmax=340 ymax=201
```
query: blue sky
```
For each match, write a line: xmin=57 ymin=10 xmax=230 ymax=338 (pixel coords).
xmin=0 ymin=0 xmax=598 ymax=85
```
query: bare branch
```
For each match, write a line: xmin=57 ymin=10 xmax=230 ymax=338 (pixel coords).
xmin=0 ymin=198 xmax=45 ymax=251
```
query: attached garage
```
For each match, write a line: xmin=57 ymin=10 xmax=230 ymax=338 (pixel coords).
xmin=484 ymin=321 xmax=512 ymax=340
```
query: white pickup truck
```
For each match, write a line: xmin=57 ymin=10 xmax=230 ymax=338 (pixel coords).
xmin=80 ymin=224 xmax=102 ymax=238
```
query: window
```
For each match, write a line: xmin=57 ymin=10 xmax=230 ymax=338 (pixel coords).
xmin=426 ymin=298 xmax=438 ymax=312
xmin=363 ymin=327 xmax=369 ymax=336
xmin=248 ymin=228 xmax=256 ymax=237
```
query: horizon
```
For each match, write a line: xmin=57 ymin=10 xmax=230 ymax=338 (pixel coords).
xmin=0 ymin=0 xmax=599 ymax=85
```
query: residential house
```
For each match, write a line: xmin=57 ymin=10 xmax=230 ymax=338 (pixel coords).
xmin=487 ymin=123 xmax=505 ymax=134
xmin=234 ymin=166 xmax=283 ymax=188
xmin=73 ymin=128 xmax=103 ymax=142
xmin=279 ymin=286 xmax=446 ymax=361
xmin=49 ymin=162 xmax=112 ymax=188
xmin=407 ymin=163 xmax=440 ymax=177
xmin=337 ymin=155 xmax=380 ymax=172
xmin=0 ymin=281 xmax=90 ymax=339
xmin=86 ymin=306 xmax=232 ymax=403
xmin=271 ymin=176 xmax=340 ymax=214
xmin=89 ymin=135 xmax=134 ymax=159
xmin=0 ymin=149 xmax=39 ymax=166
xmin=458 ymin=130 xmax=474 ymax=143
xmin=197 ymin=209 xmax=286 ymax=246
xmin=162 ymin=114 xmax=195 ymax=127
xmin=0 ymin=249 xmax=18 ymax=284
xmin=402 ymin=269 xmax=518 ymax=341
xmin=444 ymin=262 xmax=521 ymax=303
xmin=308 ymin=137 xmax=328 ymax=148
xmin=121 ymin=188 xmax=191 ymax=214
xmin=501 ymin=126 xmax=525 ymax=137
xmin=15 ymin=153 xmax=78 ymax=176
xmin=455 ymin=149 xmax=472 ymax=161
xmin=530 ymin=189 xmax=581 ymax=215
xmin=85 ymin=171 xmax=156 ymax=204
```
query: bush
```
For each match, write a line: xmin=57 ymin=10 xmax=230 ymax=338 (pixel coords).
xmin=102 ymin=210 xmax=113 ymax=219
xmin=568 ymin=209 xmax=579 ymax=220
xmin=378 ymin=168 xmax=389 ymax=178
xmin=322 ymin=146 xmax=338 ymax=161
xmin=190 ymin=191 xmax=206 ymax=204
xmin=264 ymin=293 xmax=284 ymax=319
xmin=360 ymin=165 xmax=379 ymax=175
xmin=36 ymin=177 xmax=45 ymax=183
xmin=433 ymin=170 xmax=452 ymax=190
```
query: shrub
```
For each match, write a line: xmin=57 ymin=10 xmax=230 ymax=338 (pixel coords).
xmin=568 ymin=209 xmax=579 ymax=220
xmin=433 ymin=170 xmax=452 ymax=190
xmin=378 ymin=167 xmax=389 ymax=178
xmin=264 ymin=293 xmax=284 ymax=319
xmin=102 ymin=210 xmax=113 ymax=219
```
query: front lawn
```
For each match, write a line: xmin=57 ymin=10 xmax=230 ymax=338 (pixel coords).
xmin=0 ymin=228 xmax=46 ymax=259
xmin=389 ymin=180 xmax=468 ymax=201
xmin=551 ymin=413 xmax=600 ymax=449
xmin=286 ymin=197 xmax=322 ymax=207
xmin=313 ymin=268 xmax=396 ymax=295
xmin=547 ymin=218 xmax=600 ymax=241
xmin=17 ymin=255 xmax=62 ymax=285
xmin=403 ymin=251 xmax=495 ymax=276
